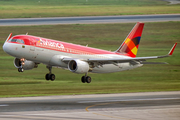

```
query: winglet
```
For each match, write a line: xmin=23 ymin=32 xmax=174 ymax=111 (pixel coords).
xmin=168 ymin=43 xmax=177 ymax=55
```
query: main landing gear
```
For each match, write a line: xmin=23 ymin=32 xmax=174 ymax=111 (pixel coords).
xmin=44 ymin=66 xmax=91 ymax=83
xmin=81 ymin=73 xmax=91 ymax=83
xmin=45 ymin=66 xmax=55 ymax=81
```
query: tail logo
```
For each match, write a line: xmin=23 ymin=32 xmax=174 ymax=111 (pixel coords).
xmin=122 ymin=37 xmax=141 ymax=57
xmin=115 ymin=22 xmax=144 ymax=57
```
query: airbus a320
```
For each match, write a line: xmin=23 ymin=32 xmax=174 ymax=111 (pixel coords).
xmin=3 ymin=22 xmax=177 ymax=83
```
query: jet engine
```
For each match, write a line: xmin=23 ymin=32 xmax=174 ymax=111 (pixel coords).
xmin=68 ymin=59 xmax=89 ymax=74
xmin=14 ymin=58 xmax=38 ymax=70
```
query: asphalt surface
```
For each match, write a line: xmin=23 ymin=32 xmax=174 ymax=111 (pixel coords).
xmin=0 ymin=14 xmax=180 ymax=26
xmin=0 ymin=91 xmax=180 ymax=120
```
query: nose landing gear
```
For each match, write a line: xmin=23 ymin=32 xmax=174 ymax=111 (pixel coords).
xmin=45 ymin=66 xmax=55 ymax=81
xmin=17 ymin=58 xmax=25 ymax=72
xmin=18 ymin=68 xmax=24 ymax=72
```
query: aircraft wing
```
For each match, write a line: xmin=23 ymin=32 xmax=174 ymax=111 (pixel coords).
xmin=62 ymin=43 xmax=177 ymax=65
xmin=87 ymin=43 xmax=177 ymax=64
xmin=62 ymin=55 xmax=166 ymax=65
xmin=86 ymin=56 xmax=167 ymax=65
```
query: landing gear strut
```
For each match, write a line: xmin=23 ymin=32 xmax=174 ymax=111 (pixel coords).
xmin=81 ymin=73 xmax=91 ymax=83
xmin=45 ymin=66 xmax=55 ymax=81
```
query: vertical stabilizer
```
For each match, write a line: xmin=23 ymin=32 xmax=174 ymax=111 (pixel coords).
xmin=115 ymin=22 xmax=144 ymax=57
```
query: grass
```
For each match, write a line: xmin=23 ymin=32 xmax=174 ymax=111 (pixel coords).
xmin=0 ymin=0 xmax=179 ymax=18
xmin=0 ymin=22 xmax=180 ymax=97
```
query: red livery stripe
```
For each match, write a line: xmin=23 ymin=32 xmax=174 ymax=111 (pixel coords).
xmin=9 ymin=35 xmax=124 ymax=56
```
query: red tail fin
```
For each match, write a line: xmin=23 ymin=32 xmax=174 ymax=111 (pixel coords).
xmin=116 ymin=22 xmax=144 ymax=57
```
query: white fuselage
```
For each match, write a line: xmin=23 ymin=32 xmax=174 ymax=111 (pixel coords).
xmin=3 ymin=42 xmax=143 ymax=74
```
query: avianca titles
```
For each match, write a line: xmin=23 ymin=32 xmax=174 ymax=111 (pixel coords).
xmin=3 ymin=22 xmax=177 ymax=83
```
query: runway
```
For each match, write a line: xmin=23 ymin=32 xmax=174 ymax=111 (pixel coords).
xmin=0 ymin=14 xmax=180 ymax=26
xmin=0 ymin=91 xmax=180 ymax=120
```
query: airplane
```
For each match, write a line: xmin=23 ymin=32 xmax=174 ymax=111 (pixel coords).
xmin=3 ymin=22 xmax=177 ymax=83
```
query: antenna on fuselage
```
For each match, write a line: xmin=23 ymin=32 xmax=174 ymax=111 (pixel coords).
xmin=26 ymin=32 xmax=28 ymax=35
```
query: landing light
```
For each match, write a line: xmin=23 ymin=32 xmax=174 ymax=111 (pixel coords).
xmin=20 ymin=58 xmax=25 ymax=62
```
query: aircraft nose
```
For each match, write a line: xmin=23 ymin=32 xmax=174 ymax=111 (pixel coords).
xmin=3 ymin=33 xmax=13 ymax=55
xmin=3 ymin=42 xmax=9 ymax=54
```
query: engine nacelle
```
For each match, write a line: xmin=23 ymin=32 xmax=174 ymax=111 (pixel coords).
xmin=14 ymin=58 xmax=37 ymax=70
xmin=68 ymin=59 xmax=89 ymax=74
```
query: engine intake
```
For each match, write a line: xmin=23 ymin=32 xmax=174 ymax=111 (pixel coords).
xmin=68 ymin=59 xmax=89 ymax=74
xmin=14 ymin=58 xmax=38 ymax=70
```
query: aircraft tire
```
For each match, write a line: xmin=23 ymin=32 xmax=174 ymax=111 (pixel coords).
xmin=45 ymin=73 xmax=50 ymax=80
xmin=86 ymin=76 xmax=91 ymax=83
xmin=50 ymin=74 xmax=55 ymax=81
xmin=81 ymin=76 xmax=86 ymax=83
xmin=18 ymin=68 xmax=24 ymax=72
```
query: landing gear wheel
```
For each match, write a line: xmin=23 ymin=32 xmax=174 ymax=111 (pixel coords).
xmin=45 ymin=73 xmax=55 ymax=81
xmin=45 ymin=73 xmax=50 ymax=80
xmin=81 ymin=76 xmax=86 ymax=83
xmin=45 ymin=66 xmax=55 ymax=81
xmin=81 ymin=76 xmax=91 ymax=83
xmin=18 ymin=68 xmax=24 ymax=72
xmin=50 ymin=74 xmax=55 ymax=81
xmin=86 ymin=76 xmax=91 ymax=83
xmin=18 ymin=68 xmax=21 ymax=72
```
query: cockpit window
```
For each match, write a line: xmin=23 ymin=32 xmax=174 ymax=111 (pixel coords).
xmin=9 ymin=39 xmax=24 ymax=44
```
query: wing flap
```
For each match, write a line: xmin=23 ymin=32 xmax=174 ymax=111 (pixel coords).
xmin=140 ymin=62 xmax=168 ymax=64
xmin=87 ymin=56 xmax=158 ymax=63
